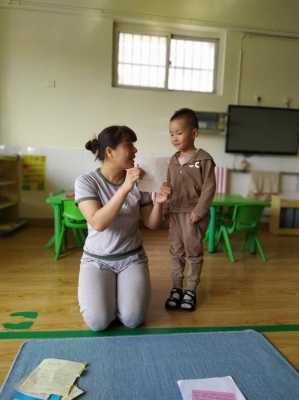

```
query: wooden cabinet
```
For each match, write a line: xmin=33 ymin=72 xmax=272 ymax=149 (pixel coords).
xmin=270 ymin=194 xmax=299 ymax=236
xmin=0 ymin=155 xmax=27 ymax=234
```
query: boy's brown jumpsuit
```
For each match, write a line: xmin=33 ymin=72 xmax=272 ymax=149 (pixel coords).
xmin=165 ymin=149 xmax=216 ymax=291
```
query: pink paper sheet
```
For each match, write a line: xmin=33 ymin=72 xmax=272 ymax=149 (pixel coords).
xmin=192 ymin=390 xmax=236 ymax=400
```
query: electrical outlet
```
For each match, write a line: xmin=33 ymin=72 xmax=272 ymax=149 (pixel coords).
xmin=46 ymin=80 xmax=56 ymax=88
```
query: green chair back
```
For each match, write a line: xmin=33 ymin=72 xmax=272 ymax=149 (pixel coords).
xmin=232 ymin=204 xmax=265 ymax=232
xmin=49 ymin=189 xmax=65 ymax=196
xmin=216 ymin=203 xmax=268 ymax=262
xmin=63 ymin=200 xmax=85 ymax=221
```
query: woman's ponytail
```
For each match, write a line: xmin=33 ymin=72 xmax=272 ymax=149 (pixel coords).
xmin=85 ymin=138 xmax=98 ymax=154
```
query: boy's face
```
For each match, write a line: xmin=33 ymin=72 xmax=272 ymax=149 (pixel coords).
xmin=169 ymin=117 xmax=198 ymax=152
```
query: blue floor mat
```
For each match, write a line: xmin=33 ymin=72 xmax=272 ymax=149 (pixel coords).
xmin=1 ymin=330 xmax=299 ymax=399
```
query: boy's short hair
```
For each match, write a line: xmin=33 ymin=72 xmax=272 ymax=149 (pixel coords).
xmin=170 ymin=108 xmax=199 ymax=129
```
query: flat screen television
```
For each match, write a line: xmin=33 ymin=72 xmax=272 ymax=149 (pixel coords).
xmin=225 ymin=105 xmax=299 ymax=155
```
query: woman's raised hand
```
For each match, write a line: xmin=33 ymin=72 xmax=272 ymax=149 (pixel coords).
xmin=122 ymin=167 xmax=145 ymax=193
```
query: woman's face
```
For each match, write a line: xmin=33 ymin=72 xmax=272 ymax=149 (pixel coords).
xmin=107 ymin=140 xmax=137 ymax=169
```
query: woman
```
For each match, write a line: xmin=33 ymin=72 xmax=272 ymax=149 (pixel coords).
xmin=75 ymin=125 xmax=169 ymax=331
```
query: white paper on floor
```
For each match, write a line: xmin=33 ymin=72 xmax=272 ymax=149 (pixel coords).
xmin=177 ymin=376 xmax=247 ymax=400
xmin=18 ymin=358 xmax=86 ymax=397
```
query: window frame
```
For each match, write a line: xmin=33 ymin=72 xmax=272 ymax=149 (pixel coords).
xmin=168 ymin=34 xmax=219 ymax=94
xmin=112 ymin=23 xmax=220 ymax=95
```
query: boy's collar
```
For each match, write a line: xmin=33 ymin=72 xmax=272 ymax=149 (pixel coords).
xmin=174 ymin=148 xmax=201 ymax=165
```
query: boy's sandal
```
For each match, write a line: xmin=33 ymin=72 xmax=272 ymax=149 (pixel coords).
xmin=180 ymin=290 xmax=196 ymax=311
xmin=165 ymin=288 xmax=183 ymax=310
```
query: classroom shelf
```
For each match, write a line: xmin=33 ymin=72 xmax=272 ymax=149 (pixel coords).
xmin=0 ymin=155 xmax=18 ymax=162
xmin=0 ymin=220 xmax=27 ymax=235
xmin=0 ymin=155 xmax=27 ymax=235
xmin=0 ymin=180 xmax=17 ymax=186
xmin=270 ymin=194 xmax=299 ymax=236
xmin=0 ymin=201 xmax=18 ymax=210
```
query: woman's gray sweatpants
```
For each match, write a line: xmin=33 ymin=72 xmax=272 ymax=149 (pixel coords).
xmin=78 ymin=251 xmax=151 ymax=331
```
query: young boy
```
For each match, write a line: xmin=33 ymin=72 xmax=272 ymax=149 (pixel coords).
xmin=164 ymin=108 xmax=216 ymax=311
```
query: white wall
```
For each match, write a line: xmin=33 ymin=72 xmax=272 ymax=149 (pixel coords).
xmin=1 ymin=1 xmax=299 ymax=218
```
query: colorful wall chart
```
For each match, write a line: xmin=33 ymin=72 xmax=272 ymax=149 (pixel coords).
xmin=21 ymin=155 xmax=46 ymax=191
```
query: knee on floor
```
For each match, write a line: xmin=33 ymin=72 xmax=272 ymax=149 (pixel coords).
xmin=82 ymin=311 xmax=114 ymax=332
xmin=119 ymin=311 xmax=145 ymax=329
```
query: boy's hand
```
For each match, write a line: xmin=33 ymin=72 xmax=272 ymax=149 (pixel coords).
xmin=161 ymin=182 xmax=171 ymax=194
xmin=190 ymin=211 xmax=200 ymax=224
xmin=154 ymin=182 xmax=171 ymax=204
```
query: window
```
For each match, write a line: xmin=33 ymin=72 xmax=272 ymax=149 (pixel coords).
xmin=117 ymin=33 xmax=167 ymax=88
xmin=168 ymin=37 xmax=216 ymax=92
xmin=114 ymin=28 xmax=218 ymax=93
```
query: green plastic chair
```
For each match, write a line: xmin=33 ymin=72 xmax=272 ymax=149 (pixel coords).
xmin=55 ymin=200 xmax=87 ymax=260
xmin=45 ymin=189 xmax=66 ymax=249
xmin=204 ymin=206 xmax=234 ymax=242
xmin=216 ymin=204 xmax=268 ymax=263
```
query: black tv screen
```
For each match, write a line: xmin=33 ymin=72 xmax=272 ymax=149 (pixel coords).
xmin=225 ymin=105 xmax=299 ymax=155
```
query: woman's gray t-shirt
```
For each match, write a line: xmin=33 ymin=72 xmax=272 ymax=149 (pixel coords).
xmin=74 ymin=169 xmax=153 ymax=258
